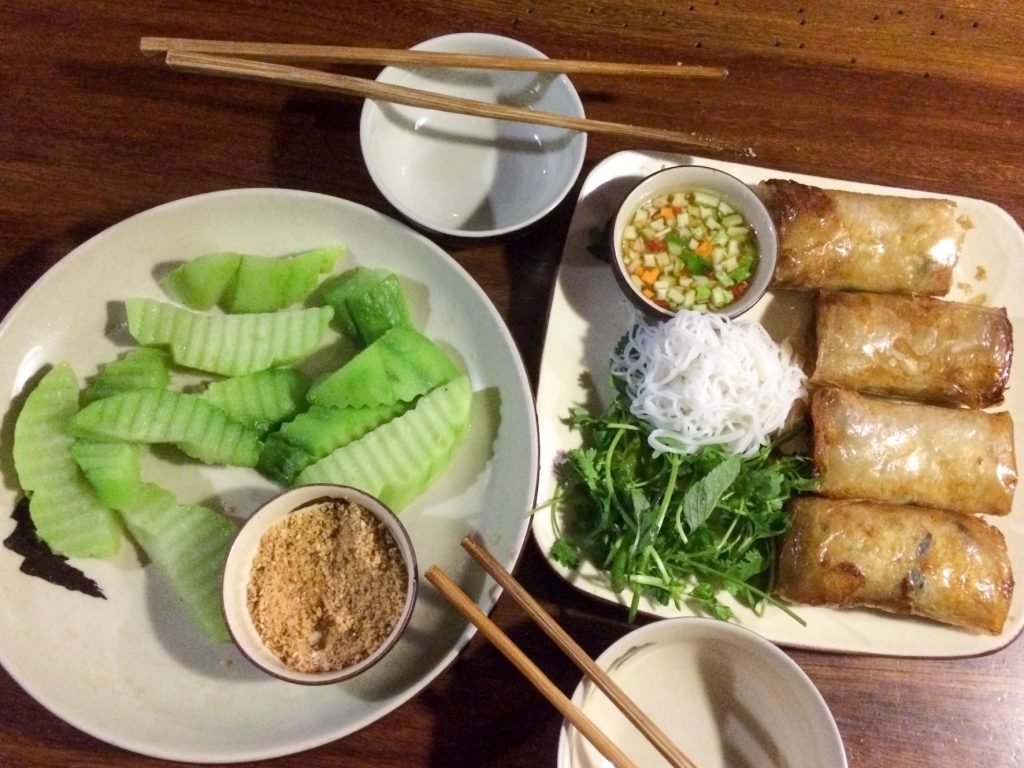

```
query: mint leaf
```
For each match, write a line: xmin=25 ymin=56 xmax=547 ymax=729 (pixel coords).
xmin=683 ymin=455 xmax=742 ymax=530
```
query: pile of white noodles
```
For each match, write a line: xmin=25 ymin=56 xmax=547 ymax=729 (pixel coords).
xmin=610 ymin=312 xmax=806 ymax=457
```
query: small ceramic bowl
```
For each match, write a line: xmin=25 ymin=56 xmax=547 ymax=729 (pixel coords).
xmin=558 ymin=618 xmax=846 ymax=768
xmin=359 ymin=32 xmax=587 ymax=239
xmin=610 ymin=165 xmax=777 ymax=321
xmin=222 ymin=484 xmax=418 ymax=685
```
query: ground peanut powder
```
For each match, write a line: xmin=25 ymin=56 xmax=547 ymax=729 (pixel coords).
xmin=246 ymin=499 xmax=408 ymax=674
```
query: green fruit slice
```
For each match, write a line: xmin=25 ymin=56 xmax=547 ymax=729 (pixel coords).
xmin=160 ymin=252 xmax=242 ymax=310
xmin=318 ymin=267 xmax=411 ymax=347
xmin=307 ymin=325 xmax=459 ymax=409
xmin=82 ymin=348 xmax=170 ymax=404
xmin=222 ymin=246 xmax=344 ymax=314
xmin=121 ymin=486 xmax=236 ymax=643
xmin=125 ymin=298 xmax=334 ymax=376
xmin=199 ymin=368 xmax=308 ymax=432
xmin=70 ymin=441 xmax=142 ymax=510
xmin=257 ymin=401 xmax=407 ymax=484
xmin=72 ymin=437 xmax=235 ymax=642
xmin=72 ymin=388 xmax=263 ymax=467
xmin=296 ymin=375 xmax=472 ymax=510
xmin=12 ymin=363 xmax=122 ymax=557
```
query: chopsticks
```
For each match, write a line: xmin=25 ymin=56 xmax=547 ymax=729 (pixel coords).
xmin=141 ymin=37 xmax=729 ymax=80
xmin=157 ymin=51 xmax=752 ymax=158
xmin=426 ymin=535 xmax=700 ymax=768
xmin=426 ymin=565 xmax=640 ymax=768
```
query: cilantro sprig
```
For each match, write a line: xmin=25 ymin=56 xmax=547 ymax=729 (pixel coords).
xmin=550 ymin=396 xmax=814 ymax=622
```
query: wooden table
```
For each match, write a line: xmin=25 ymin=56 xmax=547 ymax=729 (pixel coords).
xmin=3 ymin=2 xmax=1023 ymax=766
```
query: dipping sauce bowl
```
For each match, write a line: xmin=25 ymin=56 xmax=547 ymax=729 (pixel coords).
xmin=610 ymin=165 xmax=778 ymax=321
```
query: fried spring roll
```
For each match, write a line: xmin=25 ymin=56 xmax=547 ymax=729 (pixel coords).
xmin=758 ymin=179 xmax=963 ymax=294
xmin=775 ymin=496 xmax=1014 ymax=634
xmin=811 ymin=387 xmax=1017 ymax=516
xmin=812 ymin=291 xmax=1013 ymax=408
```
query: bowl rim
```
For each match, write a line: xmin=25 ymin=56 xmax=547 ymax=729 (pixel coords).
xmin=560 ymin=616 xmax=847 ymax=768
xmin=358 ymin=31 xmax=587 ymax=239
xmin=221 ymin=483 xmax=419 ymax=685
xmin=609 ymin=164 xmax=778 ymax=321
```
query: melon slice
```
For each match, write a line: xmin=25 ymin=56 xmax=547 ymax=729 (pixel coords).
xmin=257 ymin=401 xmax=407 ymax=485
xmin=71 ymin=388 xmax=263 ymax=467
xmin=296 ymin=375 xmax=472 ymax=510
xmin=160 ymin=252 xmax=242 ymax=310
xmin=72 ymin=440 xmax=236 ymax=642
xmin=125 ymin=298 xmax=333 ymax=376
xmin=199 ymin=367 xmax=308 ymax=432
xmin=222 ymin=246 xmax=344 ymax=313
xmin=318 ymin=267 xmax=411 ymax=347
xmin=12 ymin=363 xmax=122 ymax=557
xmin=307 ymin=325 xmax=459 ymax=409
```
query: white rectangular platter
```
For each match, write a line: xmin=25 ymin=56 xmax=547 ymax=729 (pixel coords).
xmin=531 ymin=149 xmax=1024 ymax=657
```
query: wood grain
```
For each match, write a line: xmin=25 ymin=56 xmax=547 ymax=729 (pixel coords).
xmin=2 ymin=1 xmax=1024 ymax=767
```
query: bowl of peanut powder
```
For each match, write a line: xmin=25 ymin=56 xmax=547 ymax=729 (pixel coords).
xmin=222 ymin=484 xmax=418 ymax=685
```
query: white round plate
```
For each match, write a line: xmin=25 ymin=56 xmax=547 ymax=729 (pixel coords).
xmin=0 ymin=188 xmax=539 ymax=762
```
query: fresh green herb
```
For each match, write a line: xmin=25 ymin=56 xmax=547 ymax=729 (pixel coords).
xmin=550 ymin=396 xmax=814 ymax=622
xmin=680 ymin=246 xmax=709 ymax=276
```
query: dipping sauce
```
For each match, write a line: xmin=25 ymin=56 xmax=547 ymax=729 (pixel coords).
xmin=620 ymin=189 xmax=759 ymax=313
xmin=246 ymin=499 xmax=408 ymax=674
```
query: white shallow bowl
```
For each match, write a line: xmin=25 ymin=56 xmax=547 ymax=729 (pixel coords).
xmin=610 ymin=164 xmax=778 ymax=320
xmin=360 ymin=32 xmax=587 ymax=238
xmin=558 ymin=618 xmax=847 ymax=768
xmin=222 ymin=484 xmax=418 ymax=685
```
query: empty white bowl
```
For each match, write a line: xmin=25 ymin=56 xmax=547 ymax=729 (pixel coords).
xmin=222 ymin=484 xmax=418 ymax=685
xmin=558 ymin=618 xmax=846 ymax=768
xmin=360 ymin=32 xmax=587 ymax=238
xmin=610 ymin=164 xmax=778 ymax=321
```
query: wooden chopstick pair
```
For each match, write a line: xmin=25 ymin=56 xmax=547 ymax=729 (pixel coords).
xmin=141 ymin=37 xmax=728 ymax=79
xmin=140 ymin=38 xmax=754 ymax=158
xmin=426 ymin=535 xmax=698 ymax=768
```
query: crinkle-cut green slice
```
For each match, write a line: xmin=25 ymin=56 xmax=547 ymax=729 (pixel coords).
xmin=160 ymin=252 xmax=242 ymax=310
xmin=71 ymin=440 xmax=143 ymax=510
xmin=66 ymin=439 xmax=234 ymax=641
xmin=257 ymin=401 xmax=408 ymax=485
xmin=308 ymin=326 xmax=460 ymax=409
xmin=279 ymin=401 xmax=407 ymax=455
xmin=12 ymin=363 xmax=122 ymax=557
xmin=199 ymin=368 xmax=308 ymax=432
xmin=318 ymin=267 xmax=411 ymax=347
xmin=222 ymin=246 xmax=345 ymax=314
xmin=125 ymin=297 xmax=191 ymax=347
xmin=13 ymin=363 xmax=80 ymax=491
xmin=297 ymin=375 xmax=472 ymax=510
xmin=28 ymin=481 xmax=123 ymax=558
xmin=82 ymin=348 xmax=170 ymax=404
xmin=125 ymin=298 xmax=334 ymax=376
xmin=120 ymin=483 xmax=236 ymax=643
xmin=71 ymin=388 xmax=262 ymax=467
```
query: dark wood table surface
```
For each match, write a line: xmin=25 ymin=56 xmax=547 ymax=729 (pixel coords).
xmin=3 ymin=2 xmax=1024 ymax=766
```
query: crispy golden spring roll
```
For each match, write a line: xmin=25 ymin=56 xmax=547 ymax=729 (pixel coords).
xmin=775 ymin=496 xmax=1014 ymax=634
xmin=811 ymin=387 xmax=1017 ymax=516
xmin=758 ymin=179 xmax=963 ymax=294
xmin=812 ymin=291 xmax=1013 ymax=408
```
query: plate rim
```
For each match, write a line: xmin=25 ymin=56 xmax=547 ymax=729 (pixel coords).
xmin=531 ymin=149 xmax=1024 ymax=658
xmin=0 ymin=186 xmax=541 ymax=761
